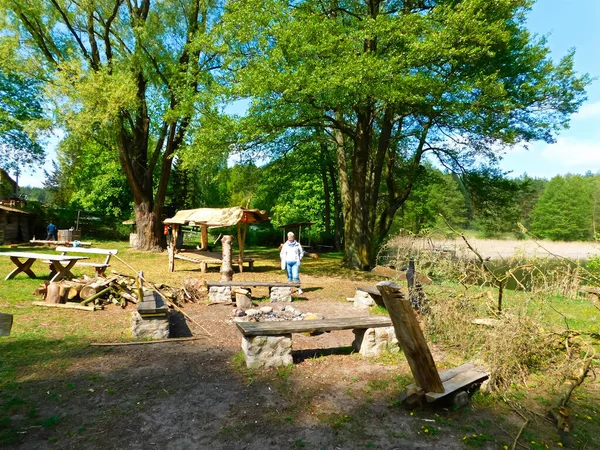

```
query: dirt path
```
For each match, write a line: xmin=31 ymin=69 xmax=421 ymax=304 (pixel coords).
xmin=1 ymin=262 xmax=584 ymax=450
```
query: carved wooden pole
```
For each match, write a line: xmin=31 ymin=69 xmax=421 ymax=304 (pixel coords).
xmin=200 ymin=225 xmax=209 ymax=250
xmin=377 ymin=281 xmax=444 ymax=393
xmin=220 ymin=235 xmax=234 ymax=282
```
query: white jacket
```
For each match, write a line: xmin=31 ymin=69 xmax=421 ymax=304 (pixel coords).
xmin=280 ymin=240 xmax=304 ymax=269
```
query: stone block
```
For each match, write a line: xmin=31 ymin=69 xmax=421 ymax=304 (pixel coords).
xmin=131 ymin=311 xmax=170 ymax=339
xmin=353 ymin=290 xmax=375 ymax=309
xmin=209 ymin=286 xmax=232 ymax=303
xmin=242 ymin=334 xmax=293 ymax=369
xmin=270 ymin=286 xmax=293 ymax=302
xmin=352 ymin=326 xmax=399 ymax=357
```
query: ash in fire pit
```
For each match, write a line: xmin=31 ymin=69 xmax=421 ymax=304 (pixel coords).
xmin=230 ymin=304 xmax=323 ymax=323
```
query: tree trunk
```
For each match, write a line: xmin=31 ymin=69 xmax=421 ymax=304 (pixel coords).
xmin=134 ymin=200 xmax=161 ymax=250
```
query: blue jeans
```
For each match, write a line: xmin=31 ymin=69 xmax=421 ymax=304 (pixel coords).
xmin=286 ymin=261 xmax=300 ymax=282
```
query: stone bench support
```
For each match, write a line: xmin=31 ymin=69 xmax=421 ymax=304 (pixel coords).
xmin=242 ymin=334 xmax=293 ymax=369
xmin=352 ymin=326 xmax=399 ymax=357
xmin=269 ymin=286 xmax=293 ymax=302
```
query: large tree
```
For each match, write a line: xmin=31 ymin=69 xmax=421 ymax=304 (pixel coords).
xmin=223 ymin=0 xmax=589 ymax=268
xmin=0 ymin=67 xmax=44 ymax=173
xmin=0 ymin=0 xmax=222 ymax=249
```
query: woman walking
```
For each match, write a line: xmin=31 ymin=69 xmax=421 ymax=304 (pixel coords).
xmin=280 ymin=232 xmax=304 ymax=294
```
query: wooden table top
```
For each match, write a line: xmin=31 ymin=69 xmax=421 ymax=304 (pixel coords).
xmin=0 ymin=252 xmax=89 ymax=261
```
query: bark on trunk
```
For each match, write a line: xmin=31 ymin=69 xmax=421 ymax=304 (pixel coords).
xmin=220 ymin=235 xmax=234 ymax=282
xmin=134 ymin=200 xmax=162 ymax=250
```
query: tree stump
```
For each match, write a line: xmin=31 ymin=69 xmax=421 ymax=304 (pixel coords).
xmin=46 ymin=283 xmax=65 ymax=304
xmin=235 ymin=288 xmax=252 ymax=309
xmin=220 ymin=235 xmax=234 ymax=282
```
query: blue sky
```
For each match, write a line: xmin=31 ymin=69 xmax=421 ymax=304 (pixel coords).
xmin=18 ymin=0 xmax=600 ymax=187
xmin=498 ymin=0 xmax=600 ymax=179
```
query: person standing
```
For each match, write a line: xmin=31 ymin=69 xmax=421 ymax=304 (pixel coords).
xmin=46 ymin=222 xmax=58 ymax=241
xmin=280 ymin=231 xmax=304 ymax=294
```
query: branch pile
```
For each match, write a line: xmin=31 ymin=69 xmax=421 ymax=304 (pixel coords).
xmin=32 ymin=274 xmax=208 ymax=311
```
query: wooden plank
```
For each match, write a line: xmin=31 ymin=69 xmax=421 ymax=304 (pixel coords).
xmin=55 ymin=246 xmax=117 ymax=255
xmin=404 ymin=362 xmax=477 ymax=393
xmin=207 ymin=281 xmax=300 ymax=288
xmin=425 ymin=368 xmax=489 ymax=402
xmin=236 ymin=316 xmax=392 ymax=336
xmin=32 ymin=302 xmax=100 ymax=311
xmin=0 ymin=312 xmax=13 ymax=336
xmin=0 ymin=252 xmax=88 ymax=261
xmin=377 ymin=281 xmax=445 ymax=394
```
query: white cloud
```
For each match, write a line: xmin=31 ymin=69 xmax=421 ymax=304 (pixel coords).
xmin=574 ymin=101 xmax=600 ymax=120
xmin=541 ymin=137 xmax=600 ymax=168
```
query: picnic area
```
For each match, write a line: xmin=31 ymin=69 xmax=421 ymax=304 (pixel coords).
xmin=1 ymin=240 xmax=599 ymax=450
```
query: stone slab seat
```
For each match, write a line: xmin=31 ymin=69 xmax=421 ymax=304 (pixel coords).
xmin=236 ymin=316 xmax=393 ymax=368
xmin=53 ymin=246 xmax=118 ymax=276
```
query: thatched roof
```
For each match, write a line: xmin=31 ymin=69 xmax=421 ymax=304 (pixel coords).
xmin=164 ymin=207 xmax=269 ymax=228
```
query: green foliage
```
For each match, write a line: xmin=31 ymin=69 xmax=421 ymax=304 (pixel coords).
xmin=222 ymin=0 xmax=589 ymax=267
xmin=530 ymin=175 xmax=593 ymax=241
xmin=0 ymin=67 xmax=45 ymax=172
xmin=394 ymin=169 xmax=467 ymax=234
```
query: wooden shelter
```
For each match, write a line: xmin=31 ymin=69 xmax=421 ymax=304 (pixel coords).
xmin=164 ymin=207 xmax=269 ymax=272
xmin=0 ymin=205 xmax=31 ymax=244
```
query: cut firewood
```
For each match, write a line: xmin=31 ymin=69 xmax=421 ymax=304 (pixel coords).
xmin=80 ymin=287 xmax=112 ymax=306
xmin=80 ymin=277 xmax=116 ymax=300
xmin=46 ymin=283 xmax=64 ymax=304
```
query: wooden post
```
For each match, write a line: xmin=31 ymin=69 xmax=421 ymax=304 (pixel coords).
xmin=237 ymin=223 xmax=244 ymax=273
xmin=0 ymin=313 xmax=13 ymax=336
xmin=377 ymin=281 xmax=444 ymax=393
xmin=221 ymin=235 xmax=234 ymax=282
xmin=167 ymin=225 xmax=177 ymax=272
xmin=201 ymin=225 xmax=209 ymax=250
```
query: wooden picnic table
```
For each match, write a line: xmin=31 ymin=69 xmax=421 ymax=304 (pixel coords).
xmin=1 ymin=252 xmax=89 ymax=282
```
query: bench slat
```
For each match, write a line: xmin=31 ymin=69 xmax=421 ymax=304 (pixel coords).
xmin=208 ymin=281 xmax=299 ymax=288
xmin=55 ymin=246 xmax=117 ymax=255
xmin=236 ymin=316 xmax=391 ymax=336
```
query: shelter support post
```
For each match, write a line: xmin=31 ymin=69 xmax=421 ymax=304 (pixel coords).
xmin=201 ymin=225 xmax=209 ymax=250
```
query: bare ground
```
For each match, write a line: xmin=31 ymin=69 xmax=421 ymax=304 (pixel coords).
xmin=1 ymin=252 xmax=596 ymax=450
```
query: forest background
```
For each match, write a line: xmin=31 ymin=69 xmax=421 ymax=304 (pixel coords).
xmin=0 ymin=0 xmax=597 ymax=268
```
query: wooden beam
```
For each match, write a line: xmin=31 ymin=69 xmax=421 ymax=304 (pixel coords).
xmin=32 ymin=302 xmax=100 ymax=311
xmin=206 ymin=281 xmax=299 ymax=288
xmin=377 ymin=281 xmax=444 ymax=393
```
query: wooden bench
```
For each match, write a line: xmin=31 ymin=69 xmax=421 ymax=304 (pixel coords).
xmin=206 ymin=281 xmax=300 ymax=289
xmin=236 ymin=316 xmax=393 ymax=368
xmin=54 ymin=246 xmax=118 ymax=276
xmin=207 ymin=281 xmax=300 ymax=303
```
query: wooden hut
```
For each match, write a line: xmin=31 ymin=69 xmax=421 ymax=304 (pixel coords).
xmin=0 ymin=205 xmax=31 ymax=244
xmin=164 ymin=207 xmax=269 ymax=272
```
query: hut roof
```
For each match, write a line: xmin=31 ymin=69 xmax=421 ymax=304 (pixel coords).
xmin=164 ymin=207 xmax=269 ymax=228
xmin=0 ymin=205 xmax=29 ymax=214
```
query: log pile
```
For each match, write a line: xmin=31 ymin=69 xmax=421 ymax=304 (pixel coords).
xmin=32 ymin=274 xmax=208 ymax=311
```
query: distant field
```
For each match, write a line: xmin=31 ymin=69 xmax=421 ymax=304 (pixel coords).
xmin=439 ymin=238 xmax=600 ymax=260
xmin=386 ymin=236 xmax=600 ymax=261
